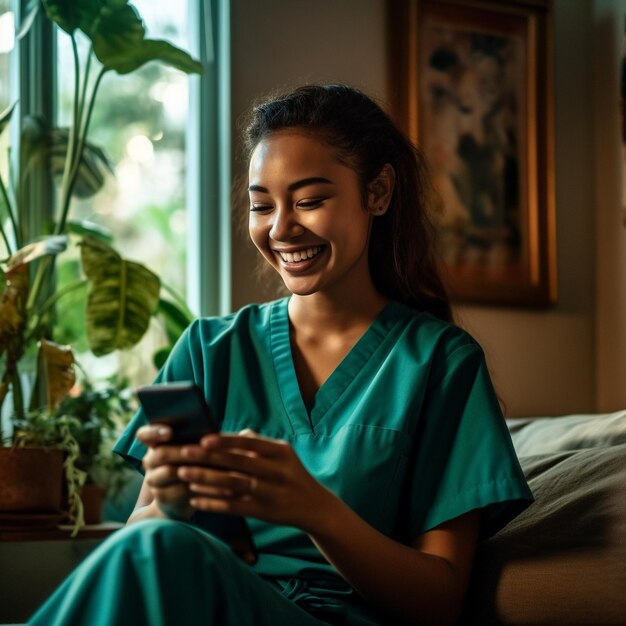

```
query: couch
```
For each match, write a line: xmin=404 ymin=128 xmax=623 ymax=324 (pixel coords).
xmin=464 ymin=411 xmax=626 ymax=624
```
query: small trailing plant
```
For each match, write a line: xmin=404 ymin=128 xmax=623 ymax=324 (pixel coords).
xmin=54 ymin=375 xmax=136 ymax=495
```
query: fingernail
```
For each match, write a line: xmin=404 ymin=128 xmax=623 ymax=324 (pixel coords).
xmin=157 ymin=427 xmax=169 ymax=437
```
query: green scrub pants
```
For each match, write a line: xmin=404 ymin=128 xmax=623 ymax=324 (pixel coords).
xmin=27 ymin=519 xmax=334 ymax=626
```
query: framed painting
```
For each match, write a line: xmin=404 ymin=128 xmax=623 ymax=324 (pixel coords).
xmin=388 ymin=0 xmax=556 ymax=306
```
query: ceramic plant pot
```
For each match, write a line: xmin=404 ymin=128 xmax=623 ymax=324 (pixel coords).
xmin=0 ymin=446 xmax=64 ymax=512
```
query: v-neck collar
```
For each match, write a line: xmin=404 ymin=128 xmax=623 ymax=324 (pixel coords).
xmin=269 ymin=297 xmax=406 ymax=433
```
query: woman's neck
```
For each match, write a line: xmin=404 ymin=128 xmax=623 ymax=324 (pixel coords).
xmin=288 ymin=289 xmax=390 ymax=337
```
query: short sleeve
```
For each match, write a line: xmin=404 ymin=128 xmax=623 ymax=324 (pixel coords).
xmin=406 ymin=343 xmax=533 ymax=539
xmin=112 ymin=320 xmax=200 ymax=472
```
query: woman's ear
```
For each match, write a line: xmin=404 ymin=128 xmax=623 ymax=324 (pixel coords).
xmin=367 ymin=163 xmax=395 ymax=216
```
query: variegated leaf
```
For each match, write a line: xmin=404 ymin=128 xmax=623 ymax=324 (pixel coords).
xmin=80 ymin=236 xmax=160 ymax=356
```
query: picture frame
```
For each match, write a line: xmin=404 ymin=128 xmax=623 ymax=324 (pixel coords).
xmin=388 ymin=0 xmax=556 ymax=306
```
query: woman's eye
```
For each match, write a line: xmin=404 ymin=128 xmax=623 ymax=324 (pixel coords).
xmin=250 ymin=204 xmax=272 ymax=212
xmin=297 ymin=198 xmax=325 ymax=209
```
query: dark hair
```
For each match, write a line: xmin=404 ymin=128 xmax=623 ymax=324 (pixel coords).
xmin=242 ymin=83 xmax=452 ymax=322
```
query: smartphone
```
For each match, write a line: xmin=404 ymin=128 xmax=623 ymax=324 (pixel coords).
xmin=135 ymin=381 xmax=258 ymax=564
xmin=136 ymin=381 xmax=218 ymax=445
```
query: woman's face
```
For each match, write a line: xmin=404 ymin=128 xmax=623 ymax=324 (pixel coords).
xmin=248 ymin=130 xmax=373 ymax=298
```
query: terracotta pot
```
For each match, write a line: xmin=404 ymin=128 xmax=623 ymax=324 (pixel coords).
xmin=0 ymin=446 xmax=64 ymax=512
xmin=81 ymin=483 xmax=106 ymax=524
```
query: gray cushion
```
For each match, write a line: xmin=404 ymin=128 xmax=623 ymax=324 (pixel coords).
xmin=507 ymin=411 xmax=626 ymax=456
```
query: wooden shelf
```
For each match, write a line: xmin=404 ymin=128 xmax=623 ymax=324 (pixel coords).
xmin=0 ymin=522 xmax=123 ymax=542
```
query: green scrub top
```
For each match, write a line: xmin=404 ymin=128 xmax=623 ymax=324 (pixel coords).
xmin=114 ymin=297 xmax=532 ymax=585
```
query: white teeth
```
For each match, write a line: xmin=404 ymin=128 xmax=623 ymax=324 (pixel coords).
xmin=279 ymin=246 xmax=322 ymax=263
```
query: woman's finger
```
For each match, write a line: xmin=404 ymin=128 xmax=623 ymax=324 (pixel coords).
xmin=136 ymin=423 xmax=173 ymax=446
xmin=187 ymin=477 xmax=268 ymax=515
xmin=144 ymin=464 xmax=180 ymax=489
xmin=198 ymin=432 xmax=288 ymax=456
xmin=177 ymin=465 xmax=256 ymax=495
xmin=180 ymin=448 xmax=285 ymax=481
xmin=143 ymin=444 xmax=187 ymax=470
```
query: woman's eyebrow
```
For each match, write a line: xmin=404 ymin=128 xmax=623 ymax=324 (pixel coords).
xmin=248 ymin=177 xmax=334 ymax=193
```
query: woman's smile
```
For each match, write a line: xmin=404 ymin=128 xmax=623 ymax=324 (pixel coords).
xmin=273 ymin=245 xmax=327 ymax=272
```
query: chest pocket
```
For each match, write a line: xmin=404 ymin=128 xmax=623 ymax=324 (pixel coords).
xmin=293 ymin=424 xmax=411 ymax=537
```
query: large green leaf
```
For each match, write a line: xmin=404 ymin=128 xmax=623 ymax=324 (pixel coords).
xmin=94 ymin=37 xmax=204 ymax=75
xmin=80 ymin=236 xmax=160 ymax=356
xmin=88 ymin=2 xmax=202 ymax=75
xmin=42 ymin=0 xmax=100 ymax=35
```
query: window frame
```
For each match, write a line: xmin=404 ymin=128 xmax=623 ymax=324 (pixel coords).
xmin=187 ymin=0 xmax=232 ymax=317
xmin=14 ymin=0 xmax=56 ymax=246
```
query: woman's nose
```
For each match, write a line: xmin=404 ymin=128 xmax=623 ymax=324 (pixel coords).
xmin=269 ymin=207 xmax=305 ymax=241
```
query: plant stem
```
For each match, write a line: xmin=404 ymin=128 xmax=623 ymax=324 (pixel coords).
xmin=0 ymin=214 xmax=12 ymax=255
xmin=77 ymin=46 xmax=93 ymax=144
xmin=56 ymin=67 xmax=107 ymax=236
xmin=25 ymin=255 xmax=51 ymax=313
xmin=0 ymin=171 xmax=17 ymax=253
xmin=5 ymin=364 xmax=24 ymax=420
xmin=58 ymin=34 xmax=81 ymax=231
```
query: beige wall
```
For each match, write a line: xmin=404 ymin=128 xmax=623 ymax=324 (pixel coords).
xmin=230 ymin=0 xmax=388 ymax=308
xmin=229 ymin=0 xmax=625 ymax=417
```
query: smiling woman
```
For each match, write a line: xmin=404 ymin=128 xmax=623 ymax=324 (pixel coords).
xmin=28 ymin=84 xmax=533 ymax=626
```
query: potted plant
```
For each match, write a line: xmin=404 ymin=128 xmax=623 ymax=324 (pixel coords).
xmin=0 ymin=0 xmax=202 ymax=532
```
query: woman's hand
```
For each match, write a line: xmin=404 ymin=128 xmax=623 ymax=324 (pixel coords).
xmin=136 ymin=424 xmax=195 ymax=520
xmin=176 ymin=429 xmax=338 ymax=533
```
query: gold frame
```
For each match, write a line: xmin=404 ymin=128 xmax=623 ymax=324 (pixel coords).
xmin=388 ymin=0 xmax=556 ymax=306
